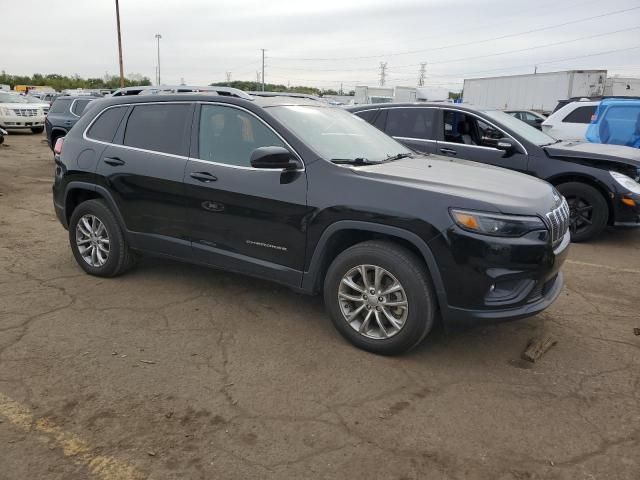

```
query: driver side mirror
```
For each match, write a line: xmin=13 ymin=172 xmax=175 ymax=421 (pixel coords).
xmin=250 ymin=146 xmax=298 ymax=170
xmin=496 ymin=139 xmax=514 ymax=151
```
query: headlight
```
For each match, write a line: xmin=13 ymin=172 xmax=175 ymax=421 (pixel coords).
xmin=450 ymin=209 xmax=546 ymax=237
xmin=0 ymin=106 xmax=11 ymax=116
xmin=610 ymin=171 xmax=640 ymax=195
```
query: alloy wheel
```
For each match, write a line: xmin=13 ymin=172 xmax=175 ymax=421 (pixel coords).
xmin=566 ymin=196 xmax=594 ymax=236
xmin=75 ymin=214 xmax=110 ymax=267
xmin=338 ymin=264 xmax=409 ymax=340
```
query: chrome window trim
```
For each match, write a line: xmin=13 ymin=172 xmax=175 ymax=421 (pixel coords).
xmin=439 ymin=140 xmax=511 ymax=152
xmin=70 ymin=98 xmax=92 ymax=118
xmin=440 ymin=107 xmax=528 ymax=155
xmin=82 ymin=100 xmax=305 ymax=172
xmin=393 ymin=136 xmax=436 ymax=143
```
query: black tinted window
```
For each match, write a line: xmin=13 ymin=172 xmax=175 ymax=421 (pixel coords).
xmin=372 ymin=109 xmax=387 ymax=130
xmin=199 ymin=105 xmax=284 ymax=167
xmin=87 ymin=107 xmax=127 ymax=143
xmin=49 ymin=98 xmax=72 ymax=114
xmin=386 ymin=108 xmax=435 ymax=139
xmin=355 ymin=109 xmax=378 ymax=123
xmin=123 ymin=104 xmax=191 ymax=156
xmin=71 ymin=99 xmax=92 ymax=116
xmin=563 ymin=105 xmax=596 ymax=124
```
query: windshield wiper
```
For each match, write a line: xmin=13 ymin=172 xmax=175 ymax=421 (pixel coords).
xmin=330 ymin=157 xmax=378 ymax=165
xmin=384 ymin=152 xmax=413 ymax=162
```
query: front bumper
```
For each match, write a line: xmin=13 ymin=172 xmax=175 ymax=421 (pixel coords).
xmin=613 ymin=192 xmax=640 ymax=227
xmin=0 ymin=114 xmax=45 ymax=129
xmin=431 ymin=226 xmax=569 ymax=327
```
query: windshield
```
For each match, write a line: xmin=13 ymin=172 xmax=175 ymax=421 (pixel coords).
xmin=267 ymin=105 xmax=412 ymax=163
xmin=484 ymin=109 xmax=556 ymax=146
xmin=25 ymin=96 xmax=45 ymax=103
xmin=0 ymin=93 xmax=27 ymax=104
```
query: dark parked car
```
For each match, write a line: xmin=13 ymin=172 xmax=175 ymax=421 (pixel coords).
xmin=45 ymin=95 xmax=98 ymax=149
xmin=53 ymin=94 xmax=569 ymax=355
xmin=506 ymin=110 xmax=546 ymax=129
xmin=348 ymin=103 xmax=640 ymax=241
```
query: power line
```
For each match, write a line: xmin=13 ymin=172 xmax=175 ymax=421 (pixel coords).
xmin=269 ymin=5 xmax=640 ymax=62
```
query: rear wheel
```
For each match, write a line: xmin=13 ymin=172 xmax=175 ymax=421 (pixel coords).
xmin=68 ymin=199 xmax=136 ymax=277
xmin=557 ymin=182 xmax=608 ymax=242
xmin=31 ymin=126 xmax=44 ymax=134
xmin=323 ymin=240 xmax=436 ymax=355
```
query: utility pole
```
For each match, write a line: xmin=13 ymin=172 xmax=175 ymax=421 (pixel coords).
xmin=114 ymin=0 xmax=124 ymax=88
xmin=418 ymin=63 xmax=427 ymax=87
xmin=534 ymin=65 xmax=538 ymax=74
xmin=379 ymin=62 xmax=387 ymax=87
xmin=226 ymin=72 xmax=232 ymax=85
xmin=340 ymin=82 xmax=343 ymax=95
xmin=261 ymin=49 xmax=266 ymax=91
xmin=155 ymin=34 xmax=162 ymax=85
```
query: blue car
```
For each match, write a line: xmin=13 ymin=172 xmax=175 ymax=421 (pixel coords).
xmin=586 ymin=99 xmax=640 ymax=148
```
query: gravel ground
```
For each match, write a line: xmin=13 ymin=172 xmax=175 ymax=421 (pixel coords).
xmin=0 ymin=131 xmax=639 ymax=480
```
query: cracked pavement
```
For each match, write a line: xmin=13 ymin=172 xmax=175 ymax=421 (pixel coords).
xmin=0 ymin=132 xmax=639 ymax=479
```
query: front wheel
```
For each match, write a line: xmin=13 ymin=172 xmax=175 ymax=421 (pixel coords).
xmin=323 ymin=240 xmax=436 ymax=355
xmin=556 ymin=182 xmax=608 ymax=242
xmin=31 ymin=126 xmax=44 ymax=134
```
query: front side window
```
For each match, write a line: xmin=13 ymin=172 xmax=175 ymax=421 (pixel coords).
xmin=386 ymin=108 xmax=435 ymax=139
xmin=443 ymin=110 xmax=510 ymax=147
xmin=563 ymin=105 xmax=596 ymax=124
xmin=198 ymin=105 xmax=285 ymax=167
xmin=48 ymin=98 xmax=72 ymax=114
xmin=123 ymin=103 xmax=192 ymax=156
xmin=86 ymin=106 xmax=128 ymax=143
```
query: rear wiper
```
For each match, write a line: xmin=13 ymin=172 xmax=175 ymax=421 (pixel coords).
xmin=330 ymin=157 xmax=377 ymax=165
xmin=384 ymin=152 xmax=413 ymax=162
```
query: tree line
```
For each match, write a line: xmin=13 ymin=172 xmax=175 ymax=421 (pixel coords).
xmin=0 ymin=72 xmax=152 ymax=91
xmin=210 ymin=80 xmax=351 ymax=96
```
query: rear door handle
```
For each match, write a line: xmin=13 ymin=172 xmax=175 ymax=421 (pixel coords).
xmin=440 ymin=148 xmax=457 ymax=155
xmin=104 ymin=157 xmax=125 ymax=166
xmin=190 ymin=171 xmax=218 ymax=182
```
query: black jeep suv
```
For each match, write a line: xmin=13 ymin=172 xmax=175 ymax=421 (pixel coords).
xmin=53 ymin=94 xmax=569 ymax=355
xmin=45 ymin=95 xmax=99 ymax=150
xmin=348 ymin=103 xmax=640 ymax=242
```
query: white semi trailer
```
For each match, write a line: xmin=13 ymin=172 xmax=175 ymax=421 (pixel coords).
xmin=462 ymin=70 xmax=607 ymax=113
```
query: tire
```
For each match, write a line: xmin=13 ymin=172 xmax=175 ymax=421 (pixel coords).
xmin=68 ymin=199 xmax=136 ymax=277
xmin=323 ymin=240 xmax=436 ymax=355
xmin=557 ymin=182 xmax=608 ymax=242
xmin=31 ymin=126 xmax=44 ymax=134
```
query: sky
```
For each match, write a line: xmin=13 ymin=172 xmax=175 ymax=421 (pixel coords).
xmin=2 ymin=0 xmax=640 ymax=91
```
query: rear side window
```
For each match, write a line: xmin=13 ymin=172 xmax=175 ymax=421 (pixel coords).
xmin=86 ymin=106 xmax=128 ymax=143
xmin=355 ymin=109 xmax=378 ymax=123
xmin=49 ymin=98 xmax=72 ymax=114
xmin=71 ymin=99 xmax=93 ymax=116
xmin=563 ymin=105 xmax=596 ymax=124
xmin=386 ymin=108 xmax=435 ymax=139
xmin=123 ymin=104 xmax=192 ymax=156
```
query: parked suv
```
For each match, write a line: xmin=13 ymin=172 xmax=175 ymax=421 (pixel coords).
xmin=53 ymin=94 xmax=569 ymax=354
xmin=541 ymin=100 xmax=598 ymax=140
xmin=45 ymin=95 xmax=98 ymax=149
xmin=348 ymin=103 xmax=640 ymax=241
xmin=0 ymin=91 xmax=46 ymax=133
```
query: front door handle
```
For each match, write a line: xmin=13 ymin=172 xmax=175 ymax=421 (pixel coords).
xmin=104 ymin=157 xmax=125 ymax=166
xmin=190 ymin=171 xmax=218 ymax=182
xmin=440 ymin=148 xmax=457 ymax=156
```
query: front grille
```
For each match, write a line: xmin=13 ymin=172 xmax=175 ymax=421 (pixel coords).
xmin=545 ymin=198 xmax=570 ymax=245
xmin=12 ymin=108 xmax=39 ymax=117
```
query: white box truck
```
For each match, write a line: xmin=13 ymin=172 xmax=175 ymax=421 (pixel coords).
xmin=354 ymin=86 xmax=394 ymax=105
xmin=462 ymin=70 xmax=607 ymax=113
xmin=604 ymin=76 xmax=640 ymax=96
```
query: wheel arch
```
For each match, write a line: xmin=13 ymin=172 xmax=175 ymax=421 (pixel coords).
xmin=302 ymin=221 xmax=447 ymax=310
xmin=547 ymin=173 xmax=614 ymax=224
xmin=64 ymin=182 xmax=129 ymax=238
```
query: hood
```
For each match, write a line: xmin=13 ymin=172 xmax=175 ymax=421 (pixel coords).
xmin=0 ymin=102 xmax=43 ymax=110
xmin=354 ymin=155 xmax=558 ymax=216
xmin=544 ymin=141 xmax=640 ymax=167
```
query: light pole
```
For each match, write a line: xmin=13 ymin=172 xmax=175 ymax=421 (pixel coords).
xmin=155 ymin=34 xmax=162 ymax=85
xmin=115 ymin=0 xmax=124 ymax=88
